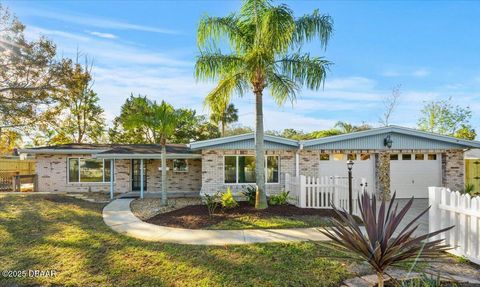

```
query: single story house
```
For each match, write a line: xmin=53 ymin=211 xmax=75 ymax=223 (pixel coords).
xmin=20 ymin=126 xmax=480 ymax=199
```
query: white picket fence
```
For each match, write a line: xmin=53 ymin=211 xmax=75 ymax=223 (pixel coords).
xmin=285 ymin=173 xmax=366 ymax=216
xmin=429 ymin=187 xmax=480 ymax=265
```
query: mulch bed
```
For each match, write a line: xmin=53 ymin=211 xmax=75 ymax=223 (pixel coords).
xmin=146 ymin=201 xmax=352 ymax=229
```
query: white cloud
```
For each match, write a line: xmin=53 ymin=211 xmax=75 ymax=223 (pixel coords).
xmin=25 ymin=26 xmax=90 ymax=42
xmin=22 ymin=8 xmax=179 ymax=34
xmin=412 ymin=68 xmax=430 ymax=77
xmin=88 ymin=31 xmax=117 ymax=39
xmin=324 ymin=76 xmax=377 ymax=90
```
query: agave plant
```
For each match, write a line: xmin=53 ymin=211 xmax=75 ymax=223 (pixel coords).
xmin=321 ymin=192 xmax=453 ymax=287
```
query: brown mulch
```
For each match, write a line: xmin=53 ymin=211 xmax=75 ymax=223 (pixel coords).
xmin=146 ymin=201 xmax=352 ymax=229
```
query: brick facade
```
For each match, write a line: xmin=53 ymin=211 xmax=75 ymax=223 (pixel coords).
xmin=35 ymin=154 xmax=201 ymax=193
xmin=200 ymin=149 xmax=295 ymax=195
xmin=442 ymin=150 xmax=465 ymax=191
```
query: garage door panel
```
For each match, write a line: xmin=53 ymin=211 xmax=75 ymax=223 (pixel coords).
xmin=390 ymin=154 xmax=441 ymax=199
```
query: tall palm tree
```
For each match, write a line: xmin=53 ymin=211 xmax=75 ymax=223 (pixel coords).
xmin=122 ymin=96 xmax=178 ymax=205
xmin=195 ymin=0 xmax=333 ymax=209
xmin=208 ymin=100 xmax=239 ymax=137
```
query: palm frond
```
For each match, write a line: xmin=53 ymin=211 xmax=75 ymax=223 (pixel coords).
xmin=258 ymin=5 xmax=295 ymax=53
xmin=266 ymin=71 xmax=299 ymax=105
xmin=195 ymin=52 xmax=244 ymax=82
xmin=294 ymin=9 xmax=333 ymax=49
xmin=198 ymin=14 xmax=250 ymax=52
xmin=204 ymin=72 xmax=249 ymax=110
xmin=277 ymin=53 xmax=331 ymax=90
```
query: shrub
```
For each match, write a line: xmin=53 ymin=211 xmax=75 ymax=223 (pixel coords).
xmin=321 ymin=192 xmax=453 ymax=287
xmin=462 ymin=183 xmax=479 ymax=197
xmin=268 ymin=191 xmax=290 ymax=206
xmin=242 ymin=185 xmax=256 ymax=205
xmin=203 ymin=192 xmax=220 ymax=217
xmin=221 ymin=187 xmax=238 ymax=209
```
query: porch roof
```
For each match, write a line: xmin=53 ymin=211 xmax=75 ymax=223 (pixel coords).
xmin=20 ymin=143 xmax=202 ymax=159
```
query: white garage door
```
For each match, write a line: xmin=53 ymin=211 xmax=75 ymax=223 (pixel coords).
xmin=390 ymin=153 xmax=441 ymax=198
xmin=318 ymin=153 xmax=375 ymax=193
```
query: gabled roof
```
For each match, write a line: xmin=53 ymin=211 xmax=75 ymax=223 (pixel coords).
xmin=189 ymin=133 xmax=299 ymax=150
xmin=301 ymin=125 xmax=480 ymax=149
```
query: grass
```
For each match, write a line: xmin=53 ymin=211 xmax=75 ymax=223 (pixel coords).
xmin=208 ymin=215 xmax=332 ymax=230
xmin=0 ymin=194 xmax=354 ymax=287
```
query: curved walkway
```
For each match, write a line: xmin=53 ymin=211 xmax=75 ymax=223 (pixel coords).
xmin=103 ymin=198 xmax=330 ymax=245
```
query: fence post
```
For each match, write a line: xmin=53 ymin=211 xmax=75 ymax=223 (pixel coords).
xmin=299 ymin=175 xmax=306 ymax=208
xmin=285 ymin=173 xmax=290 ymax=192
xmin=428 ymin=187 xmax=442 ymax=241
xmin=33 ymin=175 xmax=38 ymax=192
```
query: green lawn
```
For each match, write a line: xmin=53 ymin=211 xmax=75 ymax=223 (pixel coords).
xmin=0 ymin=194 xmax=355 ymax=287
xmin=208 ymin=215 xmax=332 ymax=230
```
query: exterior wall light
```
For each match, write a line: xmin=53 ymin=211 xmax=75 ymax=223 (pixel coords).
xmin=384 ymin=135 xmax=393 ymax=148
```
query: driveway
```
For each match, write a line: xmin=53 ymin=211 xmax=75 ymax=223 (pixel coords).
xmin=379 ymin=198 xmax=429 ymax=235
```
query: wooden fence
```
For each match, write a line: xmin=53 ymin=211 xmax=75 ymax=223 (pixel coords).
xmin=429 ymin=187 xmax=480 ymax=265
xmin=285 ymin=174 xmax=367 ymax=216
xmin=0 ymin=158 xmax=36 ymax=192
xmin=465 ymin=159 xmax=480 ymax=194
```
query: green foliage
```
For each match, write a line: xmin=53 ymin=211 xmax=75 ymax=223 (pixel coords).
xmin=334 ymin=121 xmax=371 ymax=134
xmin=268 ymin=191 xmax=290 ymax=206
xmin=35 ymin=56 xmax=105 ymax=144
xmin=398 ymin=273 xmax=450 ymax=287
xmin=221 ymin=187 xmax=238 ymax=209
xmin=462 ymin=183 xmax=479 ymax=197
xmin=203 ymin=192 xmax=221 ymax=217
xmin=322 ymin=192 xmax=453 ymax=287
xmin=109 ymin=95 xmax=220 ymax=144
xmin=418 ymin=98 xmax=476 ymax=139
xmin=208 ymin=102 xmax=238 ymax=137
xmin=225 ymin=124 xmax=254 ymax=136
xmin=242 ymin=185 xmax=257 ymax=205
xmin=195 ymin=0 xmax=333 ymax=207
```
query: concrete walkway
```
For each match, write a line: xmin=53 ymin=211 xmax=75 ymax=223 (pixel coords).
xmin=103 ymin=199 xmax=330 ymax=245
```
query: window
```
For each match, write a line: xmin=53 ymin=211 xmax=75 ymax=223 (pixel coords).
xmin=428 ymin=154 xmax=437 ymax=160
xmin=415 ymin=154 xmax=425 ymax=160
xmin=347 ymin=154 xmax=356 ymax=161
xmin=68 ymin=158 xmax=113 ymax=183
xmin=266 ymin=156 xmax=279 ymax=183
xmin=173 ymin=159 xmax=188 ymax=172
xmin=360 ymin=153 xmax=370 ymax=160
xmin=390 ymin=154 xmax=399 ymax=160
xmin=333 ymin=154 xmax=343 ymax=161
xmin=320 ymin=154 xmax=330 ymax=161
xmin=402 ymin=154 xmax=412 ymax=160
xmin=224 ymin=155 xmax=279 ymax=184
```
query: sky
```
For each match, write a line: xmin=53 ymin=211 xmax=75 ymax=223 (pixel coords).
xmin=4 ymin=0 xmax=480 ymax=133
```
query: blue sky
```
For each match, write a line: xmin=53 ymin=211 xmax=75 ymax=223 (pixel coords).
xmin=5 ymin=0 xmax=480 ymax=132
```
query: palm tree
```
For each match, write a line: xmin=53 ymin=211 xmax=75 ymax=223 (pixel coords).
xmin=208 ymin=100 xmax=239 ymax=137
xmin=195 ymin=0 xmax=332 ymax=209
xmin=335 ymin=121 xmax=371 ymax=134
xmin=122 ymin=96 xmax=178 ymax=205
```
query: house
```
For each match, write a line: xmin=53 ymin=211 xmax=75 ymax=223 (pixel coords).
xmin=20 ymin=126 xmax=480 ymax=199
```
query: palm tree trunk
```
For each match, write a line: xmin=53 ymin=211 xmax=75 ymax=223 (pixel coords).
xmin=221 ymin=119 xmax=226 ymax=137
xmin=161 ymin=142 xmax=168 ymax=205
xmin=254 ymin=89 xmax=267 ymax=209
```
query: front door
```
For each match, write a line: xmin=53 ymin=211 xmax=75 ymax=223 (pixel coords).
xmin=131 ymin=159 xmax=147 ymax=191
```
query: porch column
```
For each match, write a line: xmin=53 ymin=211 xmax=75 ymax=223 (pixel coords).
xmin=140 ymin=159 xmax=144 ymax=199
xmin=109 ymin=159 xmax=115 ymax=200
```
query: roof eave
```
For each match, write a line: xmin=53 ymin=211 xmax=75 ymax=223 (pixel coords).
xmin=93 ymin=153 xmax=202 ymax=159
xmin=19 ymin=149 xmax=108 ymax=155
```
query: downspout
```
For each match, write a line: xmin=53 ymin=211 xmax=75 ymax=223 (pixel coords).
xmin=295 ymin=143 xmax=303 ymax=177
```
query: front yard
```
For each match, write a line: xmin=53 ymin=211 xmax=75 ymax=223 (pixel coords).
xmin=0 ymin=194 xmax=354 ymax=287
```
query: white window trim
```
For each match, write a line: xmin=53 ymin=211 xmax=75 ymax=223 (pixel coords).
xmin=172 ymin=159 xmax=189 ymax=173
xmin=67 ymin=157 xmax=114 ymax=184
xmin=222 ymin=154 xmax=280 ymax=185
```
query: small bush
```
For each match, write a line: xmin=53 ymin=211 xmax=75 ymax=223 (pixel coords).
xmin=242 ymin=185 xmax=256 ymax=205
xmin=268 ymin=191 xmax=290 ymax=206
xmin=221 ymin=187 xmax=238 ymax=209
xmin=203 ymin=192 xmax=221 ymax=217
xmin=462 ymin=183 xmax=479 ymax=197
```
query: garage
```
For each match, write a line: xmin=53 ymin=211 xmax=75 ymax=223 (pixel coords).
xmin=302 ymin=126 xmax=480 ymax=197
xmin=318 ymin=152 xmax=375 ymax=190
xmin=389 ymin=153 xmax=442 ymax=198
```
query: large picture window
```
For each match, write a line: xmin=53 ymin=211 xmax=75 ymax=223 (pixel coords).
xmin=224 ymin=155 xmax=279 ymax=184
xmin=68 ymin=158 xmax=114 ymax=183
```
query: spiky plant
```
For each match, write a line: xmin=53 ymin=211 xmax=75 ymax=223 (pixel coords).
xmin=321 ymin=192 xmax=453 ymax=287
